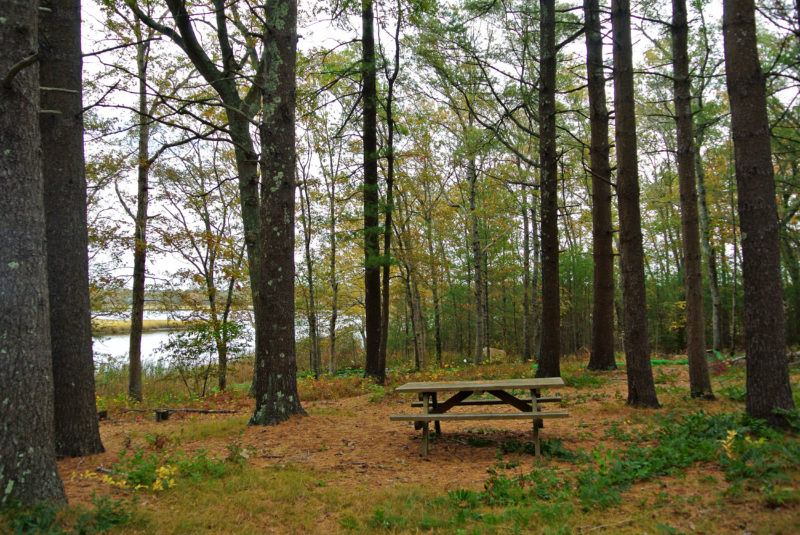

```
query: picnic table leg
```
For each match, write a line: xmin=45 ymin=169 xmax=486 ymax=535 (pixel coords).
xmin=531 ymin=388 xmax=541 ymax=456
xmin=432 ymin=392 xmax=441 ymax=435
xmin=422 ymin=392 xmax=431 ymax=456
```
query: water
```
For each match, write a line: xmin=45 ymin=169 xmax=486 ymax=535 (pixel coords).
xmin=92 ymin=310 xmax=255 ymax=365
xmin=92 ymin=310 xmax=361 ymax=365
xmin=93 ymin=330 xmax=173 ymax=365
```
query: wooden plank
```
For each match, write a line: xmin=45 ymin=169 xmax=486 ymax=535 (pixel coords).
xmin=488 ymin=390 xmax=532 ymax=412
xmin=390 ymin=411 xmax=569 ymax=422
xmin=410 ymin=396 xmax=561 ymax=407
xmin=430 ymin=390 xmax=472 ymax=413
xmin=395 ymin=377 xmax=564 ymax=393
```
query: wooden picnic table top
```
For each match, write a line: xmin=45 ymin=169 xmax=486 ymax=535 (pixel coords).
xmin=394 ymin=377 xmax=564 ymax=394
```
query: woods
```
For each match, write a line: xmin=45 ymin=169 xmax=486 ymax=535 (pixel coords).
xmin=1 ymin=0 xmax=799 ymax=517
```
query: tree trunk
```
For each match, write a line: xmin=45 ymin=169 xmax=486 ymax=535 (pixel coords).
xmin=612 ymin=0 xmax=659 ymax=407
xmin=410 ymin=268 xmax=427 ymax=368
xmin=469 ymin=158 xmax=486 ymax=364
xmin=250 ymin=0 xmax=305 ymax=425
xmin=127 ymin=28 xmax=150 ymax=403
xmin=695 ymin=142 xmax=722 ymax=351
xmin=522 ymin=187 xmax=533 ymax=362
xmin=585 ymin=0 xmax=616 ymax=371
xmin=39 ymin=0 xmax=105 ymax=457
xmin=0 ymin=0 xmax=67 ymax=502
xmin=425 ymin=214 xmax=443 ymax=365
xmin=531 ymin=200 xmax=542 ymax=360
xmin=672 ymin=0 xmax=714 ymax=398
xmin=362 ymin=0 xmax=383 ymax=383
xmin=722 ymin=0 xmax=795 ymax=425
xmin=378 ymin=21 xmax=401 ymax=376
xmin=537 ymin=0 xmax=561 ymax=378
xmin=299 ymin=177 xmax=320 ymax=378
xmin=329 ymin=190 xmax=339 ymax=374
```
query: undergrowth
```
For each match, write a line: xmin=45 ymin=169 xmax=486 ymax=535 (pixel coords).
xmin=0 ymin=495 xmax=135 ymax=534
xmin=352 ymin=410 xmax=800 ymax=533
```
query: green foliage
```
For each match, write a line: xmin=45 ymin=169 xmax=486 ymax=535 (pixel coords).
xmin=156 ymin=321 xmax=249 ymax=397
xmin=110 ymin=433 xmax=232 ymax=490
xmin=718 ymin=384 xmax=746 ymax=402
xmin=561 ymin=372 xmax=606 ymax=389
xmin=498 ymin=438 xmax=585 ymax=461
xmin=1 ymin=495 xmax=133 ymax=534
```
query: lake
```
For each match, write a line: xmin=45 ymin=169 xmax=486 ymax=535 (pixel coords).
xmin=92 ymin=310 xmax=255 ymax=366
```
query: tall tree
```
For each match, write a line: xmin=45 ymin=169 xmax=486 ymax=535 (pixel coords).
xmin=128 ymin=0 xmax=304 ymax=424
xmin=0 ymin=0 xmax=67 ymax=504
xmin=722 ymin=0 xmax=795 ymax=425
xmin=362 ymin=0 xmax=384 ymax=383
xmin=378 ymin=0 xmax=402 ymax=379
xmin=127 ymin=14 xmax=153 ymax=402
xmin=468 ymin=155 xmax=486 ymax=364
xmin=39 ymin=0 xmax=105 ymax=456
xmin=536 ymin=0 xmax=561 ymax=378
xmin=585 ymin=0 xmax=616 ymax=370
xmin=611 ymin=0 xmax=659 ymax=407
xmin=297 ymin=147 xmax=322 ymax=378
xmin=250 ymin=0 xmax=305 ymax=424
xmin=671 ymin=0 xmax=713 ymax=398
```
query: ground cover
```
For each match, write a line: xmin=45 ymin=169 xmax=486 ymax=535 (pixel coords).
xmin=4 ymin=356 xmax=800 ymax=534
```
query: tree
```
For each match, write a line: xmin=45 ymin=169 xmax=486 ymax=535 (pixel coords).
xmin=128 ymin=0 xmax=304 ymax=425
xmin=611 ymin=0 xmax=659 ymax=407
xmin=0 ymin=0 xmax=66 ymax=504
xmin=584 ymin=0 xmax=616 ymax=370
xmin=249 ymin=0 xmax=305 ymax=424
xmin=39 ymin=0 xmax=105 ymax=456
xmin=362 ymin=0 xmax=384 ymax=383
xmin=125 ymin=8 xmax=156 ymax=403
xmin=536 ymin=0 xmax=560 ymax=378
xmin=297 ymin=144 xmax=322 ymax=378
xmin=155 ymin=141 xmax=248 ymax=391
xmin=378 ymin=0 xmax=403 ymax=380
xmin=671 ymin=0 xmax=713 ymax=398
xmin=722 ymin=0 xmax=795 ymax=425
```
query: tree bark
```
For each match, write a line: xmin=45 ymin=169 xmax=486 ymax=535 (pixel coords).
xmin=39 ymin=0 xmax=105 ymax=457
xmin=469 ymin=158 xmax=486 ymax=364
xmin=612 ymin=0 xmax=659 ymax=407
xmin=327 ymin=178 xmax=339 ymax=374
xmin=537 ymin=0 xmax=561 ymax=378
xmin=722 ymin=0 xmax=795 ymax=425
xmin=585 ymin=0 xmax=616 ymax=371
xmin=362 ymin=0 xmax=383 ymax=383
xmin=127 ymin=24 xmax=150 ymax=403
xmin=0 ymin=0 xmax=67 ymax=504
xmin=250 ymin=0 xmax=305 ymax=425
xmin=531 ymin=199 xmax=542 ymax=360
xmin=378 ymin=13 xmax=401 ymax=376
xmin=695 ymin=141 xmax=722 ymax=351
xmin=425 ymin=213 xmax=443 ymax=365
xmin=672 ymin=0 xmax=714 ymax=398
xmin=522 ymin=186 xmax=533 ymax=362
xmin=298 ymin=176 xmax=320 ymax=378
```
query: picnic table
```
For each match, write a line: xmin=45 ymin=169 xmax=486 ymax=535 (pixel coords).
xmin=390 ymin=377 xmax=569 ymax=456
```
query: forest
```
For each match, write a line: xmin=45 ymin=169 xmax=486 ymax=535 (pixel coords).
xmin=1 ymin=0 xmax=799 ymax=532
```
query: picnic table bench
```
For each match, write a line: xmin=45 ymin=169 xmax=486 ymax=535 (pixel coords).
xmin=390 ymin=377 xmax=569 ymax=456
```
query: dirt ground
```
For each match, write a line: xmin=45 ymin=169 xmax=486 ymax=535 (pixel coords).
xmin=58 ymin=365 xmax=800 ymax=533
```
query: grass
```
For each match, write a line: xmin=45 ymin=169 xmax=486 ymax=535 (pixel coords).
xmin=22 ymin=352 xmax=798 ymax=533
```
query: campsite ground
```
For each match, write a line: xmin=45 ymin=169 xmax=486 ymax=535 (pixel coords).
xmin=52 ymin=357 xmax=800 ymax=534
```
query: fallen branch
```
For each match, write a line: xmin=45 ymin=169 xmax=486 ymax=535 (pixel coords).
xmin=580 ymin=518 xmax=634 ymax=533
xmin=121 ymin=408 xmax=237 ymax=414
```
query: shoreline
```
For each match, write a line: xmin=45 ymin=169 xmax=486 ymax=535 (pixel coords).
xmin=91 ymin=318 xmax=195 ymax=336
